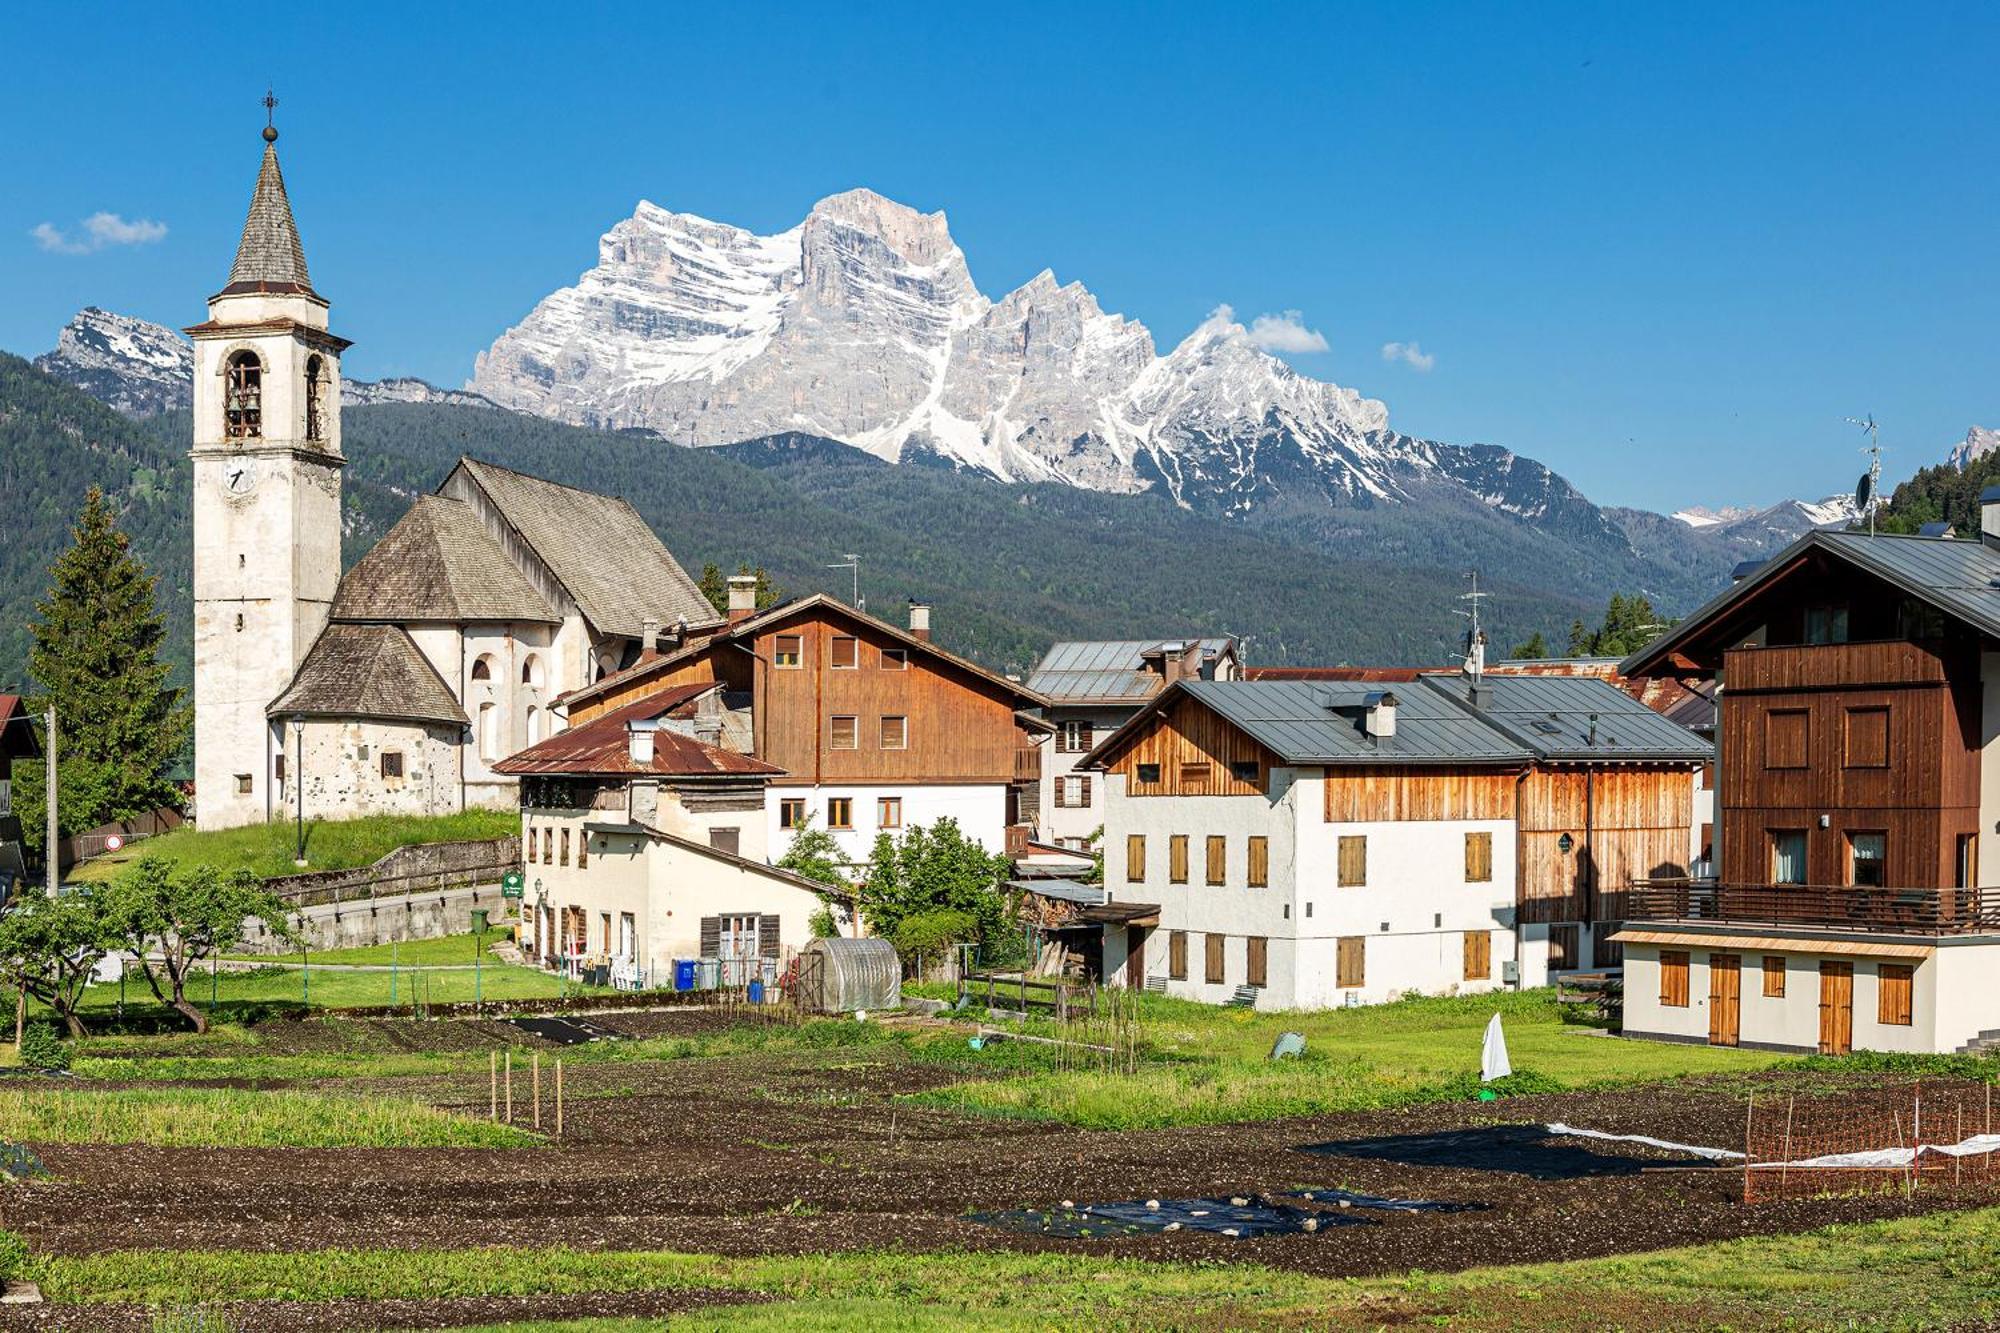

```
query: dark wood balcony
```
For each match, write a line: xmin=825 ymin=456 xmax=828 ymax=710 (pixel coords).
xmin=1628 ymin=878 xmax=2000 ymax=936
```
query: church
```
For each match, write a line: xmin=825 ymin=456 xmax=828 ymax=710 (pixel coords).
xmin=191 ymin=120 xmax=721 ymax=829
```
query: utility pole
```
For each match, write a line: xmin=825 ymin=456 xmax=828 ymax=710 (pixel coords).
xmin=43 ymin=708 xmax=56 ymax=897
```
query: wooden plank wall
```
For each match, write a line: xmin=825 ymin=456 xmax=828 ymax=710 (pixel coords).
xmin=1106 ymin=695 xmax=1275 ymax=797
xmin=1322 ymin=767 xmax=1517 ymax=822
xmin=1519 ymin=766 xmax=1694 ymax=925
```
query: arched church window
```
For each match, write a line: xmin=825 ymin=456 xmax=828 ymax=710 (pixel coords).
xmin=478 ymin=701 xmax=499 ymax=762
xmin=471 ymin=655 xmax=494 ymax=683
xmin=526 ymin=705 xmax=542 ymax=746
xmin=225 ymin=351 xmax=262 ymax=440
xmin=522 ymin=654 xmax=544 ymax=688
xmin=305 ymin=354 xmax=326 ymax=442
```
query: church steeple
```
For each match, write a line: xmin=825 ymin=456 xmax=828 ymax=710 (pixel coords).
xmin=218 ymin=97 xmax=316 ymax=299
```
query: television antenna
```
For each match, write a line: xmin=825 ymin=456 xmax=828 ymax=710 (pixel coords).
xmin=827 ymin=554 xmax=862 ymax=612
xmin=1454 ymin=571 xmax=1490 ymax=681
xmin=1846 ymin=414 xmax=1884 ymax=536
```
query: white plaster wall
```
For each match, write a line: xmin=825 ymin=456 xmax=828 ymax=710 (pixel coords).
xmin=288 ymin=718 xmax=459 ymax=820
xmin=1042 ymin=708 xmax=1132 ymax=848
xmin=766 ymin=784 xmax=1009 ymax=865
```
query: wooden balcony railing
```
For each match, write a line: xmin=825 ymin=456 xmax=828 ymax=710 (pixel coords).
xmin=1004 ymin=824 xmax=1033 ymax=860
xmin=1013 ymin=748 xmax=1042 ymax=783
xmin=1628 ymin=878 xmax=2000 ymax=936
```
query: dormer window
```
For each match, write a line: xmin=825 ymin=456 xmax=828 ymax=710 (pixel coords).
xmin=305 ymin=354 xmax=326 ymax=442
xmin=225 ymin=351 xmax=262 ymax=440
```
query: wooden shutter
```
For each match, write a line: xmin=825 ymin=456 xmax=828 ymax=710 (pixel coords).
xmin=1126 ymin=834 xmax=1146 ymax=884
xmin=1463 ymin=930 xmax=1491 ymax=981
xmin=1170 ymin=835 xmax=1189 ymax=884
xmin=1204 ymin=932 xmax=1225 ymax=984
xmin=759 ymin=915 xmax=781 ymax=959
xmin=1247 ymin=836 xmax=1269 ymax=888
xmin=1338 ymin=835 xmax=1367 ymax=887
xmin=1206 ymin=835 xmax=1226 ymax=886
xmin=1765 ymin=709 xmax=1809 ymax=769
xmin=1169 ymin=930 xmax=1187 ymax=980
xmin=1079 ymin=775 xmax=1092 ymax=806
xmin=1843 ymin=707 xmax=1889 ymax=769
xmin=1337 ymin=936 xmax=1365 ymax=989
xmin=1464 ymin=831 xmax=1493 ymax=883
xmin=1660 ymin=950 xmax=1690 ymax=1007
xmin=1078 ymin=721 xmax=1094 ymax=751
xmin=1762 ymin=955 xmax=1786 ymax=997
xmin=1247 ymin=936 xmax=1268 ymax=987
xmin=1878 ymin=963 xmax=1914 ymax=1026
xmin=700 ymin=916 xmax=721 ymax=958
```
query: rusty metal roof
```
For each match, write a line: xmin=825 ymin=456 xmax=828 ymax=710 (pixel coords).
xmin=493 ymin=683 xmax=781 ymax=778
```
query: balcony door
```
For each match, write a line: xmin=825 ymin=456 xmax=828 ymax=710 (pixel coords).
xmin=1818 ymin=961 xmax=1854 ymax=1055
xmin=1707 ymin=954 xmax=1740 ymax=1047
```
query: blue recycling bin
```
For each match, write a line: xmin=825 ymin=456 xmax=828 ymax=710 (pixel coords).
xmin=674 ymin=959 xmax=697 ymax=991
xmin=748 ymin=979 xmax=765 ymax=1004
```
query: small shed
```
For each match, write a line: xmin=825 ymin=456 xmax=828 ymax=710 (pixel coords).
xmin=796 ymin=936 xmax=901 ymax=1014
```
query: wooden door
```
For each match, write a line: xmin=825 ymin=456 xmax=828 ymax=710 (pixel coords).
xmin=1819 ymin=961 xmax=1854 ymax=1055
xmin=1707 ymin=954 xmax=1741 ymax=1047
xmin=1124 ymin=927 xmax=1147 ymax=989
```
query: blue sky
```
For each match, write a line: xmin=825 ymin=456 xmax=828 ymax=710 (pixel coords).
xmin=4 ymin=2 xmax=1996 ymax=513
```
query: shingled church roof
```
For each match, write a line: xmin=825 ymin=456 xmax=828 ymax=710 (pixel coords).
xmin=331 ymin=496 xmax=558 ymax=624
xmin=269 ymin=624 xmax=468 ymax=727
xmin=219 ymin=138 xmax=317 ymax=298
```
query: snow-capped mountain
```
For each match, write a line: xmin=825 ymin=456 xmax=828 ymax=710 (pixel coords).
xmin=1949 ymin=426 xmax=2000 ymax=472
xmin=1673 ymin=495 xmax=1859 ymax=542
xmin=33 ymin=308 xmax=495 ymax=416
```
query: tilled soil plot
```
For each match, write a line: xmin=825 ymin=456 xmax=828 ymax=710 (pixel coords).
xmin=0 ymin=1288 xmax=767 ymax=1332
xmin=5 ymin=1041 xmax=1974 ymax=1284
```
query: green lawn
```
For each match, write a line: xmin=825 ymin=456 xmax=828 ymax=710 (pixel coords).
xmin=910 ymin=987 xmax=1792 ymax=1128
xmin=38 ymin=1205 xmax=2000 ymax=1329
xmin=77 ymin=955 xmax=597 ymax=1013
xmin=223 ymin=930 xmax=507 ymax=967
xmin=0 ymin=1087 xmax=534 ymax=1148
xmin=67 ymin=809 xmax=519 ymax=883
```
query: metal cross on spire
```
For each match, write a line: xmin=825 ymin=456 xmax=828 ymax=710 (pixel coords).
xmin=262 ymin=89 xmax=279 ymax=143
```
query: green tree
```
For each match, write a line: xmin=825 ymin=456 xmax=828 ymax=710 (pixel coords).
xmin=859 ymin=818 xmax=1013 ymax=959
xmin=0 ymin=888 xmax=115 ymax=1039
xmin=775 ymin=817 xmax=851 ymax=889
xmin=696 ymin=562 xmax=781 ymax=617
xmin=11 ymin=488 xmax=188 ymax=853
xmin=104 ymin=858 xmax=292 ymax=1033
xmin=1567 ymin=593 xmax=1675 ymax=658
xmin=1510 ymin=631 xmax=1550 ymax=660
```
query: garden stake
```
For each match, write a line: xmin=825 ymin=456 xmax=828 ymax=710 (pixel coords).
xmin=490 ymin=1051 xmax=498 ymax=1121
xmin=556 ymin=1059 xmax=564 ymax=1139
xmin=1957 ymin=1106 xmax=1964 ymax=1189
xmin=505 ymin=1050 xmax=513 ymax=1123
xmin=390 ymin=940 xmax=398 ymax=1006
xmin=533 ymin=1051 xmax=541 ymax=1129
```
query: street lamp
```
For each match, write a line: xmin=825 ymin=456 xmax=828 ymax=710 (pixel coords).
xmin=290 ymin=714 xmax=307 ymax=866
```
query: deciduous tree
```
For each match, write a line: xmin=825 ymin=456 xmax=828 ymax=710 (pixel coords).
xmin=860 ymin=818 xmax=1013 ymax=959
xmin=104 ymin=858 xmax=292 ymax=1033
xmin=0 ymin=888 xmax=114 ymax=1039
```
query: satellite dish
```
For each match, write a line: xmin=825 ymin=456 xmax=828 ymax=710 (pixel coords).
xmin=1854 ymin=472 xmax=1875 ymax=510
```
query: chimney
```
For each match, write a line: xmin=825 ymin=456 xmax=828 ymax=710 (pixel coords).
xmin=1982 ymin=485 xmax=2000 ymax=550
xmin=639 ymin=616 xmax=661 ymax=663
xmin=1363 ymin=690 xmax=1398 ymax=741
xmin=727 ymin=575 xmax=758 ymax=624
xmin=908 ymin=600 xmax=932 ymax=641
xmin=627 ymin=718 xmax=657 ymax=765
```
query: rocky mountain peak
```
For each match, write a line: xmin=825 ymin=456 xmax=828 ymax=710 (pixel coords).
xmin=32 ymin=306 xmax=194 ymax=415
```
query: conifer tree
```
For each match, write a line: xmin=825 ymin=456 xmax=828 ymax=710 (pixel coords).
xmin=697 ymin=561 xmax=781 ymax=616
xmin=11 ymin=488 xmax=189 ymax=848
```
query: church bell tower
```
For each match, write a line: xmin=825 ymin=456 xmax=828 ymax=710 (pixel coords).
xmin=189 ymin=102 xmax=348 ymax=829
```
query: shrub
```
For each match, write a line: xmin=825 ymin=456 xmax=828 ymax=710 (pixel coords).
xmin=0 ymin=1228 xmax=29 ymax=1283
xmin=17 ymin=1022 xmax=69 ymax=1072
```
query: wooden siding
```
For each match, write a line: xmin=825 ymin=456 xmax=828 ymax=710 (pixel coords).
xmin=1518 ymin=766 xmax=1695 ymax=925
xmin=1324 ymin=767 xmax=1517 ymax=823
xmin=1105 ymin=694 xmax=1275 ymax=797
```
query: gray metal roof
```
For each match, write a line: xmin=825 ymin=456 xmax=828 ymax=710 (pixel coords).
xmin=1027 ymin=637 xmax=1235 ymax=703
xmin=1178 ymin=679 xmax=1533 ymax=766
xmin=1415 ymin=673 xmax=1713 ymax=762
xmin=1623 ymin=529 xmax=2000 ymax=677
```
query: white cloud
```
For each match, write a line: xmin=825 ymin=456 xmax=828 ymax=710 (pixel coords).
xmin=1380 ymin=340 xmax=1436 ymax=372
xmin=1246 ymin=309 xmax=1330 ymax=354
xmin=32 ymin=211 xmax=168 ymax=254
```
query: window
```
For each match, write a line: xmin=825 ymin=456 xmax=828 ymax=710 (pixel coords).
xmin=1338 ymin=835 xmax=1367 ymax=887
xmin=1059 ymin=720 xmax=1094 ymax=753
xmin=773 ymin=635 xmax=803 ymax=668
xmin=1878 ymin=963 xmax=1914 ymax=1026
xmin=830 ymin=635 xmax=859 ymax=669
xmin=224 ymin=350 xmax=262 ymax=439
xmin=471 ymin=655 xmax=494 ymax=682
xmin=1180 ymin=762 xmax=1211 ymax=789
xmin=1764 ymin=709 xmax=1808 ymax=769
xmin=560 ymin=828 xmax=571 ymax=866
xmin=600 ymin=912 xmax=612 ymax=954
xmin=1849 ymin=832 xmax=1887 ymax=888
xmin=1762 ymin=955 xmax=1786 ymax=997
xmin=1958 ymin=834 xmax=1979 ymax=890
xmin=827 ymin=797 xmax=853 ymax=829
xmin=526 ymin=706 xmax=542 ymax=746
xmin=1126 ymin=834 xmax=1146 ymax=883
xmin=1464 ymin=930 xmax=1491 ymax=981
xmin=709 ymin=827 xmax=739 ymax=856
xmin=304 ymin=354 xmax=326 ymax=442
xmin=1247 ymin=836 xmax=1269 ymax=888
xmin=877 ymin=797 xmax=902 ymax=829
xmin=380 ymin=750 xmax=404 ymax=779
xmin=1803 ymin=605 xmax=1850 ymax=645
xmin=542 ymin=827 xmax=554 ymax=864
xmin=880 ymin=647 xmax=908 ymax=670
xmin=1464 ymin=831 xmax=1493 ymax=883
xmin=617 ymin=912 xmax=635 ymax=960
xmin=1205 ymin=835 xmax=1226 ymax=886
xmin=1246 ymin=936 xmax=1268 ymax=987
xmin=830 ymin=715 xmax=858 ymax=750
xmin=1337 ymin=936 xmax=1366 ymax=989
xmin=1057 ymin=774 xmax=1092 ymax=808
xmin=1660 ymin=950 xmax=1690 ymax=1006
xmin=1204 ymin=933 xmax=1226 ymax=984
xmin=1229 ymin=760 xmax=1260 ymax=784
xmin=1549 ymin=924 xmax=1579 ymax=971
xmin=1169 ymin=834 xmax=1189 ymax=884
xmin=780 ymin=798 xmax=806 ymax=829
xmin=478 ymin=702 xmax=500 ymax=762
xmin=878 ymin=715 xmax=908 ymax=750
xmin=1135 ymin=762 xmax=1161 ymax=784
xmin=1843 ymin=707 xmax=1889 ymax=769
xmin=577 ymin=833 xmax=588 ymax=869
xmin=1169 ymin=930 xmax=1188 ymax=980
xmin=274 ymin=753 xmax=286 ymax=783
xmin=522 ymin=654 xmax=544 ymax=688
xmin=1771 ymin=830 xmax=1808 ymax=885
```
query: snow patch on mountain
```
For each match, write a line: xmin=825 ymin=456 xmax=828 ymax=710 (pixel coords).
xmin=1950 ymin=426 xmax=2000 ymax=472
